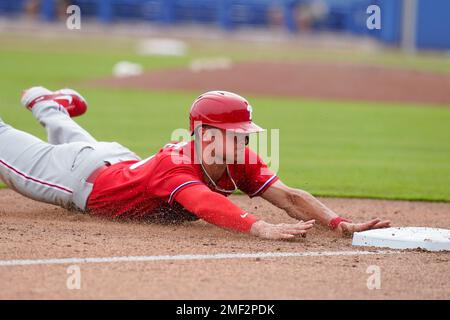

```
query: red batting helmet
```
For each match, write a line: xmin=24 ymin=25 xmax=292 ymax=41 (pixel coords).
xmin=189 ymin=91 xmax=264 ymax=135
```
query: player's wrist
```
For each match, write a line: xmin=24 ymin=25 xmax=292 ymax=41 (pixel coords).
xmin=249 ymin=220 xmax=266 ymax=237
xmin=329 ymin=216 xmax=350 ymax=230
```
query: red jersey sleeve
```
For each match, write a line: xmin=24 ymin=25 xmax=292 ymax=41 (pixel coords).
xmin=236 ymin=147 xmax=279 ymax=198
xmin=174 ymin=184 xmax=258 ymax=233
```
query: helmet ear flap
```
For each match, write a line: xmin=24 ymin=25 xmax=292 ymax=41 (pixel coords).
xmin=192 ymin=121 xmax=205 ymax=137
xmin=193 ymin=124 xmax=206 ymax=140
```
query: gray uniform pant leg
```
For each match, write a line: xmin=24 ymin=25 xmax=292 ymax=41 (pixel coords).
xmin=0 ymin=108 xmax=140 ymax=211
xmin=31 ymin=100 xmax=97 ymax=144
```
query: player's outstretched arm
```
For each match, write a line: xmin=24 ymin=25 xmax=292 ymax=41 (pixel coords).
xmin=175 ymin=184 xmax=314 ymax=240
xmin=261 ymin=180 xmax=391 ymax=237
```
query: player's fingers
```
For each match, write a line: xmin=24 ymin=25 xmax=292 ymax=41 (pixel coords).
xmin=294 ymin=220 xmax=315 ymax=228
xmin=357 ymin=218 xmax=381 ymax=231
xmin=373 ymin=220 xmax=391 ymax=229
xmin=277 ymin=225 xmax=304 ymax=233
xmin=283 ymin=223 xmax=314 ymax=232
xmin=292 ymin=219 xmax=315 ymax=225
xmin=289 ymin=223 xmax=314 ymax=230
xmin=278 ymin=221 xmax=314 ymax=230
xmin=279 ymin=233 xmax=295 ymax=240
xmin=283 ymin=228 xmax=309 ymax=235
xmin=276 ymin=223 xmax=291 ymax=227
xmin=299 ymin=223 xmax=315 ymax=230
xmin=279 ymin=228 xmax=307 ymax=236
xmin=280 ymin=232 xmax=307 ymax=240
xmin=382 ymin=220 xmax=391 ymax=227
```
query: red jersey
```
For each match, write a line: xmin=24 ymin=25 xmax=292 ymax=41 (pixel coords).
xmin=87 ymin=141 xmax=278 ymax=231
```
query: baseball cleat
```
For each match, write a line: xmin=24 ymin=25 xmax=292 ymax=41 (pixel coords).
xmin=21 ymin=86 xmax=88 ymax=117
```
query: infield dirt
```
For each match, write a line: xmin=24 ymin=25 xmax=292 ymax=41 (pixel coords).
xmin=91 ymin=61 xmax=450 ymax=106
xmin=1 ymin=189 xmax=449 ymax=299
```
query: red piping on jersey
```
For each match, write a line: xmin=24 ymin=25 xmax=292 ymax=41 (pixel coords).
xmin=249 ymin=175 xmax=278 ymax=197
xmin=168 ymin=180 xmax=204 ymax=204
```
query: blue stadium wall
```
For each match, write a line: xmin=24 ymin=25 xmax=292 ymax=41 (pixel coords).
xmin=415 ymin=0 xmax=450 ymax=50
xmin=1 ymin=0 xmax=450 ymax=50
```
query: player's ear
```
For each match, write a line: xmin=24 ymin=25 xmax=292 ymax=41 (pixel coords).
xmin=194 ymin=125 xmax=204 ymax=139
xmin=197 ymin=126 xmax=210 ymax=144
xmin=200 ymin=125 xmax=215 ymax=138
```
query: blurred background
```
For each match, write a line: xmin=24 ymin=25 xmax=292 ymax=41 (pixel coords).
xmin=0 ymin=0 xmax=449 ymax=202
xmin=1 ymin=0 xmax=450 ymax=50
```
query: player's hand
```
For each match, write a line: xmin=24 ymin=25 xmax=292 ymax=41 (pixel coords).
xmin=336 ymin=218 xmax=391 ymax=237
xmin=250 ymin=219 xmax=315 ymax=240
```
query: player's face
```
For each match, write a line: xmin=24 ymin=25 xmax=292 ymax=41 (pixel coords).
xmin=224 ymin=130 xmax=248 ymax=163
xmin=201 ymin=128 xmax=248 ymax=164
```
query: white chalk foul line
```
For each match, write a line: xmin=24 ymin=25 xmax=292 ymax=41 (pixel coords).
xmin=0 ymin=250 xmax=398 ymax=267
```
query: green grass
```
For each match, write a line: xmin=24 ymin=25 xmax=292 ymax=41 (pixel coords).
xmin=1 ymin=34 xmax=449 ymax=202
xmin=253 ymin=97 xmax=450 ymax=201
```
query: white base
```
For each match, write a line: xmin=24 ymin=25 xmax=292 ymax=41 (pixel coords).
xmin=352 ymin=227 xmax=450 ymax=252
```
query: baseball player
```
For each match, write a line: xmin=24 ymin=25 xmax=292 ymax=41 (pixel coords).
xmin=0 ymin=87 xmax=390 ymax=240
